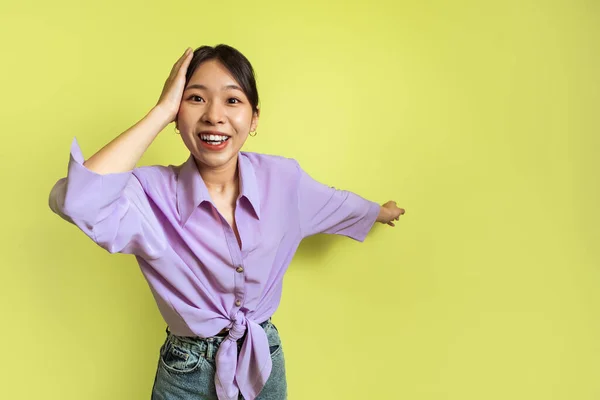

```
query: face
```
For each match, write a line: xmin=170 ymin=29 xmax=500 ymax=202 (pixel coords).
xmin=176 ymin=59 xmax=259 ymax=169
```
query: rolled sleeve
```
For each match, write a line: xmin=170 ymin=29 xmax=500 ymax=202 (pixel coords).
xmin=295 ymin=161 xmax=380 ymax=242
xmin=48 ymin=138 xmax=167 ymax=259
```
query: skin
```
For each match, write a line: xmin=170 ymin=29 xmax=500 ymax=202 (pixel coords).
xmin=159 ymin=48 xmax=405 ymax=241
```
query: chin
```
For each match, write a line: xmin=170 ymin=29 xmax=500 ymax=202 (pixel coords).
xmin=194 ymin=150 xmax=236 ymax=169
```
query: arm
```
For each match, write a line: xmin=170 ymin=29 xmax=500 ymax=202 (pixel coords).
xmin=83 ymin=48 xmax=193 ymax=174
xmin=295 ymin=161 xmax=381 ymax=242
xmin=48 ymin=112 xmax=170 ymax=259
xmin=295 ymin=162 xmax=406 ymax=241
xmin=81 ymin=106 xmax=171 ymax=174
xmin=49 ymin=47 xmax=194 ymax=258
xmin=82 ymin=47 xmax=193 ymax=173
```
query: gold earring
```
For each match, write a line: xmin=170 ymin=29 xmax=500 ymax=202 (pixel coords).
xmin=174 ymin=126 xmax=180 ymax=134
xmin=249 ymin=130 xmax=257 ymax=137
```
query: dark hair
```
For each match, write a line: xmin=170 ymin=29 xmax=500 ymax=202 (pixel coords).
xmin=186 ymin=44 xmax=259 ymax=114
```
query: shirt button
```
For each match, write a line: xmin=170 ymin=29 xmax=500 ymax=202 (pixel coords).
xmin=236 ymin=266 xmax=244 ymax=273
xmin=235 ymin=299 xmax=242 ymax=307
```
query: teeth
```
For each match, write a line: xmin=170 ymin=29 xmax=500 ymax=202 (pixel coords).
xmin=200 ymin=133 xmax=229 ymax=141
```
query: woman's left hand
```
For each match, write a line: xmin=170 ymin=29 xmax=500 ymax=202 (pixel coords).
xmin=377 ymin=201 xmax=406 ymax=227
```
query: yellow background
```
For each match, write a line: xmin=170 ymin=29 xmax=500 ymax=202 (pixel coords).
xmin=1 ymin=0 xmax=598 ymax=399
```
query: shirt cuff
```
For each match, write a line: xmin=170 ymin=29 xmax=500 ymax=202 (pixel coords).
xmin=347 ymin=197 xmax=381 ymax=242
xmin=62 ymin=137 xmax=134 ymax=217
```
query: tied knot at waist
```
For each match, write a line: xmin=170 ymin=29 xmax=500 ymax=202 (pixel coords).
xmin=214 ymin=312 xmax=273 ymax=400
xmin=226 ymin=313 xmax=248 ymax=341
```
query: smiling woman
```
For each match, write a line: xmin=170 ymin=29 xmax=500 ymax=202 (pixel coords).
xmin=175 ymin=46 xmax=260 ymax=171
xmin=48 ymin=44 xmax=405 ymax=400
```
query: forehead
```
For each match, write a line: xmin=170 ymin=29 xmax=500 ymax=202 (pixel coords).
xmin=188 ymin=59 xmax=237 ymax=87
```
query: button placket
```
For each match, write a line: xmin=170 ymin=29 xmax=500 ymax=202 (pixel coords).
xmin=233 ymin=260 xmax=245 ymax=309
xmin=227 ymin=207 xmax=247 ymax=314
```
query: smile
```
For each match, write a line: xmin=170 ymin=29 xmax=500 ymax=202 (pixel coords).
xmin=199 ymin=133 xmax=230 ymax=145
xmin=197 ymin=132 xmax=231 ymax=151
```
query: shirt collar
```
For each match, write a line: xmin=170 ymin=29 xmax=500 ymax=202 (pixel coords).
xmin=176 ymin=152 xmax=261 ymax=226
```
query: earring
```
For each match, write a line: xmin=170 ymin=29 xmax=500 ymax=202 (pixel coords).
xmin=249 ymin=130 xmax=257 ymax=137
xmin=174 ymin=126 xmax=180 ymax=135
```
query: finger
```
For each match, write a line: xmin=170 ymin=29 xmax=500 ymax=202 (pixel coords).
xmin=170 ymin=48 xmax=191 ymax=77
xmin=177 ymin=49 xmax=194 ymax=76
xmin=387 ymin=221 xmax=395 ymax=227
xmin=171 ymin=50 xmax=188 ymax=73
xmin=178 ymin=47 xmax=192 ymax=63
xmin=173 ymin=49 xmax=191 ymax=73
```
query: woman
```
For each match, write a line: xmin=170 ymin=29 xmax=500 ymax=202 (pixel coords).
xmin=49 ymin=44 xmax=405 ymax=400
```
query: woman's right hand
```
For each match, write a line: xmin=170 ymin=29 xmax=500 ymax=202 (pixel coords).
xmin=155 ymin=47 xmax=194 ymax=124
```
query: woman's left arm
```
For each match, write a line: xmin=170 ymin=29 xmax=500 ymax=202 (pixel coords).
xmin=294 ymin=160 xmax=406 ymax=241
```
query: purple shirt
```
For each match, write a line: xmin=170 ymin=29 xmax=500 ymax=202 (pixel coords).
xmin=49 ymin=138 xmax=380 ymax=400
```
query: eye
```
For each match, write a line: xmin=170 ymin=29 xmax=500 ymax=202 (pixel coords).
xmin=189 ymin=95 xmax=205 ymax=102
xmin=228 ymin=98 xmax=241 ymax=104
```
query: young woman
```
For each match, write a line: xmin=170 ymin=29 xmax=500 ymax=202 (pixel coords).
xmin=49 ymin=44 xmax=405 ymax=400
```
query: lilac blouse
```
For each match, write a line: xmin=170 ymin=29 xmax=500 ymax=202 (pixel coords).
xmin=49 ymin=138 xmax=380 ymax=400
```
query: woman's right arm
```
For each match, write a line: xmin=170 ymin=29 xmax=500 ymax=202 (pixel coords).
xmin=82 ymin=47 xmax=193 ymax=174
xmin=49 ymin=47 xmax=194 ymax=259
xmin=81 ymin=105 xmax=172 ymax=175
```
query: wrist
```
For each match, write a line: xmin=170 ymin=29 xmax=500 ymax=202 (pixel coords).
xmin=150 ymin=105 xmax=176 ymax=128
xmin=376 ymin=205 xmax=387 ymax=223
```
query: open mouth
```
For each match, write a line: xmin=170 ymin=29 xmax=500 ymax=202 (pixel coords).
xmin=198 ymin=133 xmax=231 ymax=146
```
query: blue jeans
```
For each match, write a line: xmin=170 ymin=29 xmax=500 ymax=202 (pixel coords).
xmin=151 ymin=319 xmax=287 ymax=399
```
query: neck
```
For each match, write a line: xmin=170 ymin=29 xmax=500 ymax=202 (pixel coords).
xmin=193 ymin=156 xmax=239 ymax=196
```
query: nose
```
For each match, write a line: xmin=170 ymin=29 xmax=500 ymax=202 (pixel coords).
xmin=202 ymin=100 xmax=226 ymax=125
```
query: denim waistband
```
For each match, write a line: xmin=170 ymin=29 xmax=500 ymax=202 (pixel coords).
xmin=165 ymin=318 xmax=271 ymax=343
xmin=163 ymin=318 xmax=273 ymax=362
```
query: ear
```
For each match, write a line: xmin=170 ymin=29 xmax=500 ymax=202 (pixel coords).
xmin=250 ymin=108 xmax=260 ymax=132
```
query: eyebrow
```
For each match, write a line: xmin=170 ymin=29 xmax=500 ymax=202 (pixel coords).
xmin=184 ymin=84 xmax=243 ymax=92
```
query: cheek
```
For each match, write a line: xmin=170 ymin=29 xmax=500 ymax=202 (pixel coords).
xmin=179 ymin=132 xmax=197 ymax=150
xmin=177 ymin=105 xmax=193 ymax=124
xmin=230 ymin=110 xmax=254 ymax=129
